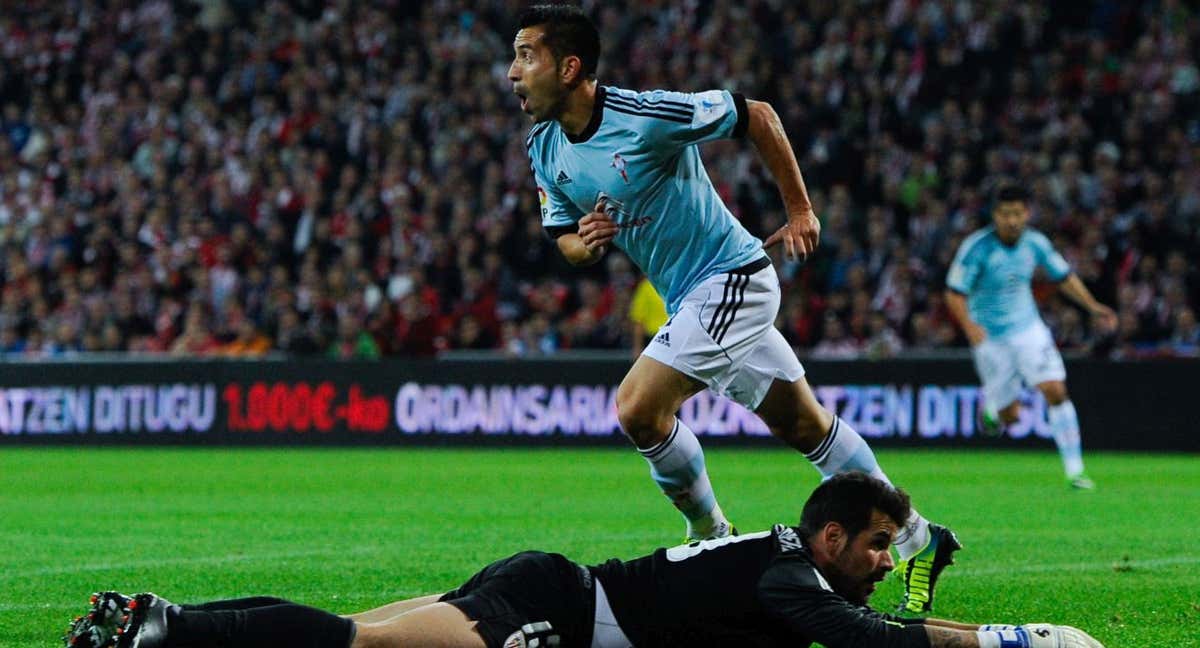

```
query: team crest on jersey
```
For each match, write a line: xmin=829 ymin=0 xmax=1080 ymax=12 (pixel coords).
xmin=611 ymin=153 xmax=630 ymax=183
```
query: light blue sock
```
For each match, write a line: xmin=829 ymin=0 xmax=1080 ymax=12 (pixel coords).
xmin=806 ymin=416 xmax=930 ymax=559
xmin=640 ymin=418 xmax=727 ymax=539
xmin=1047 ymin=401 xmax=1085 ymax=477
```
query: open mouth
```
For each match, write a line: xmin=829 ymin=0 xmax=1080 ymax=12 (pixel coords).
xmin=514 ymin=90 xmax=529 ymax=112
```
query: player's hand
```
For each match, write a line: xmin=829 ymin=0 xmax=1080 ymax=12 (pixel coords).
xmin=1019 ymin=624 xmax=1104 ymax=648
xmin=763 ymin=207 xmax=820 ymax=261
xmin=1089 ymin=304 xmax=1118 ymax=334
xmin=578 ymin=198 xmax=619 ymax=255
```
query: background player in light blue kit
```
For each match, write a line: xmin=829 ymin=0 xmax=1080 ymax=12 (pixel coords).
xmin=509 ymin=5 xmax=957 ymax=613
xmin=945 ymin=184 xmax=1118 ymax=489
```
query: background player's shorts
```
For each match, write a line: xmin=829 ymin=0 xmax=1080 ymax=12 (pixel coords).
xmin=439 ymin=551 xmax=594 ymax=647
xmin=972 ymin=321 xmax=1067 ymax=411
xmin=642 ymin=257 xmax=804 ymax=410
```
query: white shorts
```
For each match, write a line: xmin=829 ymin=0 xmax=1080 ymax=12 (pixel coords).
xmin=642 ymin=258 xmax=805 ymax=410
xmin=972 ymin=321 xmax=1066 ymax=412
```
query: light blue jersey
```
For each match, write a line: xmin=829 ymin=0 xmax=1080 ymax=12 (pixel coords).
xmin=946 ymin=226 xmax=1072 ymax=338
xmin=527 ymin=85 xmax=764 ymax=314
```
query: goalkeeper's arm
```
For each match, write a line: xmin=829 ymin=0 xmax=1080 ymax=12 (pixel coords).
xmin=922 ymin=622 xmax=1105 ymax=648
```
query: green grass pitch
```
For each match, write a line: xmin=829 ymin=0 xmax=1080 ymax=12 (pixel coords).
xmin=1 ymin=447 xmax=1197 ymax=647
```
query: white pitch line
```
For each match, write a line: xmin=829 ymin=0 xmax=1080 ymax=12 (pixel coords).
xmin=0 ymin=546 xmax=379 ymax=582
xmin=946 ymin=555 xmax=1200 ymax=577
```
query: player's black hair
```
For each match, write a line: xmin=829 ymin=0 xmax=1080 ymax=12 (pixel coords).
xmin=518 ymin=4 xmax=600 ymax=79
xmin=798 ymin=472 xmax=911 ymax=542
xmin=993 ymin=182 xmax=1030 ymax=204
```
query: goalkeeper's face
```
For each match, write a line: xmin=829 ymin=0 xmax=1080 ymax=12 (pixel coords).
xmin=825 ymin=510 xmax=898 ymax=605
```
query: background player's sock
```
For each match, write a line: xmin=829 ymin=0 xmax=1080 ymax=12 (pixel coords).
xmin=166 ymin=603 xmax=355 ymax=648
xmin=806 ymin=416 xmax=931 ymax=559
xmin=640 ymin=418 xmax=729 ymax=539
xmin=1047 ymin=400 xmax=1085 ymax=477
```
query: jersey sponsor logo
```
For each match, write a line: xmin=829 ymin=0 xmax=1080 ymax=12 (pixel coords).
xmin=597 ymin=193 xmax=654 ymax=229
xmin=555 ymin=170 xmax=573 ymax=185
xmin=617 ymin=216 xmax=654 ymax=229
xmin=611 ymin=152 xmax=630 ymax=183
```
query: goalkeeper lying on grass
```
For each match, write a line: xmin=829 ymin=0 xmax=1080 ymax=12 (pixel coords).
xmin=65 ymin=473 xmax=1101 ymax=648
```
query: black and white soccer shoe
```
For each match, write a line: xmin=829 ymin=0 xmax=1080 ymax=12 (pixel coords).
xmin=63 ymin=591 xmax=137 ymax=648
xmin=114 ymin=593 xmax=174 ymax=648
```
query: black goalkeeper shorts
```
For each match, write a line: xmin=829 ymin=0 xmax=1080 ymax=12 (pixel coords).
xmin=439 ymin=551 xmax=594 ymax=647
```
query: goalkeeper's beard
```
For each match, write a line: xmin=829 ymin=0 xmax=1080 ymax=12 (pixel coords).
xmin=828 ymin=547 xmax=890 ymax=605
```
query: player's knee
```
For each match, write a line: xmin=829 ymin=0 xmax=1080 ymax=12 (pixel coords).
xmin=615 ymin=391 xmax=666 ymax=446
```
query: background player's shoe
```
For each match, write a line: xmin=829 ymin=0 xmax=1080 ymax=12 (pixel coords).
xmin=63 ymin=592 xmax=134 ymax=648
xmin=895 ymin=524 xmax=962 ymax=614
xmin=1069 ymin=473 xmax=1096 ymax=490
xmin=686 ymin=521 xmax=737 ymax=543
xmin=114 ymin=593 xmax=174 ymax=648
xmin=976 ymin=410 xmax=1006 ymax=437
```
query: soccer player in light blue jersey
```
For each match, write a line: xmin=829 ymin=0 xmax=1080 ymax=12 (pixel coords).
xmin=946 ymin=184 xmax=1118 ymax=490
xmin=508 ymin=5 xmax=958 ymax=613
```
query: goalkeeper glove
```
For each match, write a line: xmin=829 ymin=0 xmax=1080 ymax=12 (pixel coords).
xmin=976 ymin=623 xmax=1104 ymax=648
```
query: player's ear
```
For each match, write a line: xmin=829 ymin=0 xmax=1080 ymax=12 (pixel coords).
xmin=559 ymin=55 xmax=583 ymax=86
xmin=821 ymin=521 xmax=846 ymax=553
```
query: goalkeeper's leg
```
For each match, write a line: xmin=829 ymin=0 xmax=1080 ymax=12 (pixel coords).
xmin=346 ymin=595 xmax=445 ymax=624
xmin=352 ymin=603 xmax=486 ymax=648
xmin=152 ymin=598 xmax=355 ymax=648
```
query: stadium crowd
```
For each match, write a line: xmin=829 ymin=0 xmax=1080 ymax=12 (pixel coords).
xmin=0 ymin=0 xmax=1197 ymax=360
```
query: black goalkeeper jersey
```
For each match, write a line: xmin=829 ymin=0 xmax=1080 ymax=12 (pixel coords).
xmin=588 ymin=524 xmax=932 ymax=648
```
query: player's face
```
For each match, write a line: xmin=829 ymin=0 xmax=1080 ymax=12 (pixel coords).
xmin=508 ymin=26 xmax=567 ymax=123
xmin=827 ymin=510 xmax=897 ymax=605
xmin=993 ymin=200 xmax=1030 ymax=246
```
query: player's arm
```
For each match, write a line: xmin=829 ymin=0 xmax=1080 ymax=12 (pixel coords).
xmin=758 ymin=559 xmax=933 ymax=647
xmin=551 ymin=197 xmax=617 ymax=267
xmin=944 ymin=289 xmax=987 ymax=347
xmin=744 ymin=99 xmax=819 ymax=261
xmin=1055 ymin=274 xmax=1118 ymax=332
xmin=1031 ymin=232 xmax=1116 ymax=332
xmin=531 ymin=152 xmax=602 ymax=265
xmin=944 ymin=239 xmax=986 ymax=346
